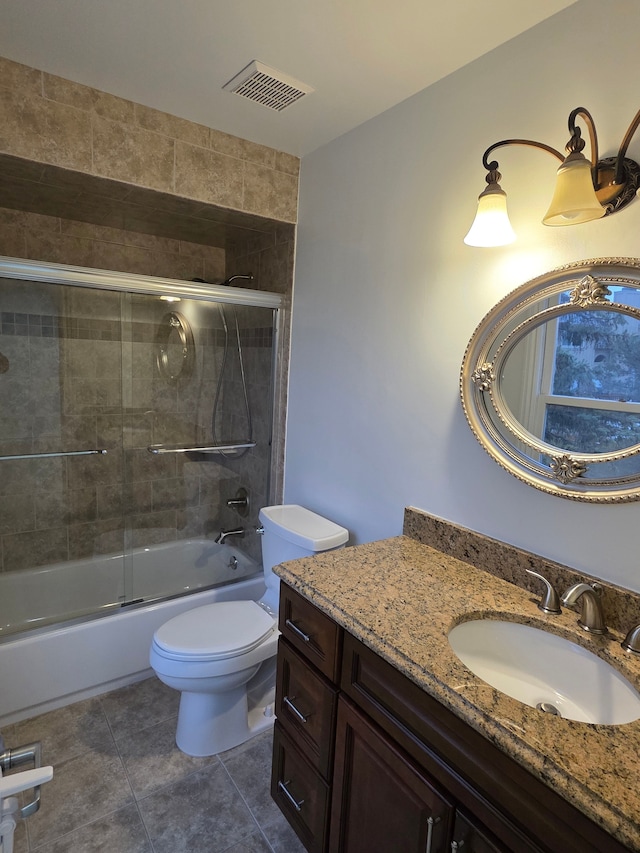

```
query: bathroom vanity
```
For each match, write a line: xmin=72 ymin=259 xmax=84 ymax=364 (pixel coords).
xmin=270 ymin=512 xmax=640 ymax=852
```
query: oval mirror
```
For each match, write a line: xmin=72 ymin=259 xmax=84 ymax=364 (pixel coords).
xmin=460 ymin=258 xmax=640 ymax=501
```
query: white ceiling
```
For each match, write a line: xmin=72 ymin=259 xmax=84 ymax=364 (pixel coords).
xmin=0 ymin=0 xmax=577 ymax=158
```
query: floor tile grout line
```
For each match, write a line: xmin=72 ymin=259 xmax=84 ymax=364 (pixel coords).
xmin=131 ymin=753 xmax=223 ymax=804
xmin=104 ymin=704 xmax=156 ymax=852
xmin=14 ymin=681 xmax=281 ymax=853
xmin=28 ymin=803 xmax=145 ymax=853
xmin=97 ymin=687 xmax=180 ymax=743
xmin=98 ymin=691 xmax=205 ymax=852
xmin=99 ymin=694 xmax=138 ymax=804
xmin=20 ymin=699 xmax=126 ymax=851
xmin=218 ymin=760 xmax=276 ymax=853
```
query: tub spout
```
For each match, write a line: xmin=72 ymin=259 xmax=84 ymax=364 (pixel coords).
xmin=215 ymin=527 xmax=245 ymax=544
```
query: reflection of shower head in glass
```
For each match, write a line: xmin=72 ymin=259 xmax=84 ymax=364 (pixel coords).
xmin=0 ymin=352 xmax=8 ymax=374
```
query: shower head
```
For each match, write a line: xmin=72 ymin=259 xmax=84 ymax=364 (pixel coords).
xmin=221 ymin=274 xmax=254 ymax=286
xmin=190 ymin=275 xmax=254 ymax=287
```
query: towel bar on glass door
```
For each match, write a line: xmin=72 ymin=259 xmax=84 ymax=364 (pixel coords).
xmin=147 ymin=442 xmax=256 ymax=455
xmin=0 ymin=449 xmax=107 ymax=461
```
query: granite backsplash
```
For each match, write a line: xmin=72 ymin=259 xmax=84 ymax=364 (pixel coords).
xmin=403 ymin=506 xmax=640 ymax=638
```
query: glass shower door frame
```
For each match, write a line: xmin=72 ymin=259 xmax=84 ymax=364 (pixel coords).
xmin=0 ymin=255 xmax=283 ymax=630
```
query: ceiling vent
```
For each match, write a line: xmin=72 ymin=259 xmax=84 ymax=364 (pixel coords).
xmin=223 ymin=60 xmax=313 ymax=112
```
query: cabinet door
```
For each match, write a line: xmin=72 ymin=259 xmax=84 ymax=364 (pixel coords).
xmin=450 ymin=811 xmax=507 ymax=853
xmin=331 ymin=696 xmax=453 ymax=853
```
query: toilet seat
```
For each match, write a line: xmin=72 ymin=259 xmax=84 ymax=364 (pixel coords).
xmin=153 ymin=601 xmax=276 ymax=661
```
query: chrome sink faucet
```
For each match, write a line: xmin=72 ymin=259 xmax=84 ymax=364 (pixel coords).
xmin=561 ymin=582 xmax=608 ymax=635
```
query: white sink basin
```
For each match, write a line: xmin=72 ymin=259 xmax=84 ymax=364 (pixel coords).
xmin=448 ymin=620 xmax=640 ymax=724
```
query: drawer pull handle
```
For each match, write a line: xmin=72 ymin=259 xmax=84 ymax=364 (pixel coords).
xmin=278 ymin=779 xmax=304 ymax=812
xmin=285 ymin=618 xmax=311 ymax=643
xmin=283 ymin=695 xmax=309 ymax=723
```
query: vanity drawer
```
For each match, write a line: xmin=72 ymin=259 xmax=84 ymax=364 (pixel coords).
xmin=276 ymin=637 xmax=339 ymax=778
xmin=272 ymin=721 xmax=331 ymax=853
xmin=279 ymin=584 xmax=342 ymax=681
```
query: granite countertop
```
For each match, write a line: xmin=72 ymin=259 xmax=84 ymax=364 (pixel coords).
xmin=274 ymin=535 xmax=640 ymax=852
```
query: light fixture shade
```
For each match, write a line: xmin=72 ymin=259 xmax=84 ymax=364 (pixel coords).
xmin=464 ymin=183 xmax=516 ymax=247
xmin=542 ymin=151 xmax=606 ymax=226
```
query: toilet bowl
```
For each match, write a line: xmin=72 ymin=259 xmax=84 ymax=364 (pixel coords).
xmin=149 ymin=504 xmax=349 ymax=756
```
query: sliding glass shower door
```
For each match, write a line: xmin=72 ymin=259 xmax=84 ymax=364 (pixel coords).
xmin=0 ymin=277 xmax=127 ymax=633
xmin=0 ymin=266 xmax=279 ymax=637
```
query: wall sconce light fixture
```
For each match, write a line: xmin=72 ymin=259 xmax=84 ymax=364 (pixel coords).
xmin=464 ymin=107 xmax=640 ymax=247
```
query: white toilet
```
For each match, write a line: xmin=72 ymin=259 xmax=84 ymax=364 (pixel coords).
xmin=149 ymin=504 xmax=349 ymax=756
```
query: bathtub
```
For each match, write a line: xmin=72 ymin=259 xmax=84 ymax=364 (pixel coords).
xmin=0 ymin=539 xmax=265 ymax=725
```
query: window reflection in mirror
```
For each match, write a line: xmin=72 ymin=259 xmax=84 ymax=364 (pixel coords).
xmin=460 ymin=259 xmax=640 ymax=501
xmin=502 ymin=290 xmax=640 ymax=454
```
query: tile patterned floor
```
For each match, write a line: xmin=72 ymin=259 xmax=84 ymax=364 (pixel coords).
xmin=2 ymin=677 xmax=306 ymax=852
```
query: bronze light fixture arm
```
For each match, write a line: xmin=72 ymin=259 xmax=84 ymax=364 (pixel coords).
xmin=479 ymin=107 xmax=640 ymax=216
xmin=564 ymin=106 xmax=640 ymax=210
xmin=614 ymin=107 xmax=640 ymax=185
xmin=480 ymin=138 xmax=564 ymax=179
xmin=566 ymin=107 xmax=599 ymax=182
xmin=466 ymin=106 xmax=640 ymax=246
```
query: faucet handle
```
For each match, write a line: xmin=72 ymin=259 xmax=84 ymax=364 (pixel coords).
xmin=526 ymin=569 xmax=562 ymax=614
xmin=622 ymin=624 xmax=640 ymax=653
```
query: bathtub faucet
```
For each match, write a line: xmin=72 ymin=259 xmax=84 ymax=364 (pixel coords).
xmin=214 ymin=527 xmax=245 ymax=544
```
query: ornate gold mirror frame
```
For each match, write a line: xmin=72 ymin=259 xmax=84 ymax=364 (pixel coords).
xmin=460 ymin=258 xmax=640 ymax=502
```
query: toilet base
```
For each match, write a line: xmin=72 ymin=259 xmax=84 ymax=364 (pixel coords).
xmin=175 ymin=685 xmax=275 ymax=756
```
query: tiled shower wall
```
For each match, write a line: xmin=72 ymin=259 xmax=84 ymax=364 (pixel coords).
xmin=0 ymin=206 xmax=227 ymax=281
xmin=0 ymin=55 xmax=300 ymax=223
xmin=0 ymin=268 xmax=276 ymax=573
xmin=0 ymin=53 xmax=299 ymax=578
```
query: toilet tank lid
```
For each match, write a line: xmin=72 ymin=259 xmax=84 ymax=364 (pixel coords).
xmin=259 ymin=505 xmax=348 ymax=551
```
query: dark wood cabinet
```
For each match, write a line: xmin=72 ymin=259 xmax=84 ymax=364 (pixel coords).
xmin=271 ymin=584 xmax=629 ymax=853
xmin=330 ymin=696 xmax=453 ymax=853
xmin=451 ymin=812 xmax=506 ymax=853
xmin=271 ymin=585 xmax=342 ymax=853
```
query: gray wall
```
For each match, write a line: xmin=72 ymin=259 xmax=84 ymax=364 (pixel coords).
xmin=285 ymin=0 xmax=640 ymax=592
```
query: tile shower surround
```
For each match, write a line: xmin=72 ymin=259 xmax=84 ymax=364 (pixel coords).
xmin=0 ymin=51 xmax=298 ymax=533
xmin=0 ymin=55 xmax=300 ymax=225
xmin=0 ymin=284 xmax=275 ymax=573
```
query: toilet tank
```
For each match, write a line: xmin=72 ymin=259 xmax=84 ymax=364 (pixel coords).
xmin=259 ymin=505 xmax=349 ymax=572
